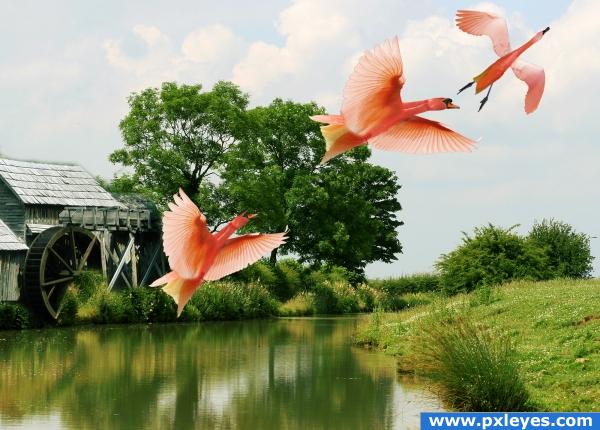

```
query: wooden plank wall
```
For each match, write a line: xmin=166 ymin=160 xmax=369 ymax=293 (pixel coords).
xmin=0 ymin=180 xmax=25 ymax=240
xmin=0 ymin=252 xmax=24 ymax=301
xmin=25 ymin=205 xmax=62 ymax=225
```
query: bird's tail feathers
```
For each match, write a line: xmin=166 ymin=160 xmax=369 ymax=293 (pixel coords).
xmin=151 ymin=271 xmax=202 ymax=317
xmin=319 ymin=123 xmax=365 ymax=164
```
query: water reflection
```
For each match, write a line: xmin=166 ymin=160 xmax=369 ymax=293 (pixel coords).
xmin=0 ymin=317 xmax=442 ymax=429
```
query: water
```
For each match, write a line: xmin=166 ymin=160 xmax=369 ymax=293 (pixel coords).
xmin=0 ymin=316 xmax=442 ymax=429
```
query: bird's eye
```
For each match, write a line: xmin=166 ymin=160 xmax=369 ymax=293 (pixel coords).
xmin=443 ymin=98 xmax=452 ymax=106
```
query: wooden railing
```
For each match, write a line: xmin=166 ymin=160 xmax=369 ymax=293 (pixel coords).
xmin=59 ymin=206 xmax=154 ymax=232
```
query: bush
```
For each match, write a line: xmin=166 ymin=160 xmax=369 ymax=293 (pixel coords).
xmin=57 ymin=286 xmax=79 ymax=326
xmin=0 ymin=302 xmax=31 ymax=330
xmin=408 ymin=313 xmax=531 ymax=411
xmin=312 ymin=282 xmax=339 ymax=314
xmin=332 ymin=282 xmax=360 ymax=313
xmin=357 ymin=284 xmax=376 ymax=312
xmin=279 ymin=292 xmax=315 ymax=316
xmin=528 ymin=219 xmax=594 ymax=278
xmin=369 ymin=273 xmax=440 ymax=295
xmin=436 ymin=224 xmax=550 ymax=295
xmin=272 ymin=259 xmax=302 ymax=301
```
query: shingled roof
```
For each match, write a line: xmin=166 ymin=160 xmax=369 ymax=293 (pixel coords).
xmin=0 ymin=158 xmax=124 ymax=207
xmin=0 ymin=219 xmax=28 ymax=251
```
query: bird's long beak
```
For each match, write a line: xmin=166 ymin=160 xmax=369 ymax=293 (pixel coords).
xmin=247 ymin=213 xmax=258 ymax=219
xmin=543 ymin=27 xmax=550 ymax=34
xmin=447 ymin=102 xmax=460 ymax=109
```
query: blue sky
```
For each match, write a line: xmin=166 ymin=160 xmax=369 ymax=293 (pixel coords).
xmin=2 ymin=0 xmax=598 ymax=278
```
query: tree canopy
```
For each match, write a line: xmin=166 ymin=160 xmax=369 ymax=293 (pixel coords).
xmin=109 ymin=81 xmax=248 ymax=226
xmin=109 ymin=83 xmax=404 ymax=274
xmin=222 ymin=98 xmax=403 ymax=270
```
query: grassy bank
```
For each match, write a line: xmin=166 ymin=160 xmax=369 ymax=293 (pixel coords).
xmin=355 ymin=278 xmax=600 ymax=411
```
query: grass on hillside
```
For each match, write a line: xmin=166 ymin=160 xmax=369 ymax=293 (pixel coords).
xmin=355 ymin=279 xmax=600 ymax=411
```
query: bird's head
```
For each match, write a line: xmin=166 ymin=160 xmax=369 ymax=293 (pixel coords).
xmin=429 ymin=98 xmax=460 ymax=110
xmin=231 ymin=211 xmax=257 ymax=230
xmin=534 ymin=27 xmax=550 ymax=41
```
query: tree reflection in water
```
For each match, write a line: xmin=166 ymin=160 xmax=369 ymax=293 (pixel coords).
xmin=0 ymin=317 xmax=441 ymax=429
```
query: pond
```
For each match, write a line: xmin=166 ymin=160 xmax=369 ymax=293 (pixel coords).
xmin=0 ymin=316 xmax=442 ymax=429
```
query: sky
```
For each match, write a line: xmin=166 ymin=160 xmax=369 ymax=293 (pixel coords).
xmin=1 ymin=0 xmax=598 ymax=278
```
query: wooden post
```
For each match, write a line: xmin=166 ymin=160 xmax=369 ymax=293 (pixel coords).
xmin=130 ymin=232 xmax=137 ymax=288
xmin=100 ymin=230 xmax=108 ymax=281
xmin=108 ymin=235 xmax=134 ymax=292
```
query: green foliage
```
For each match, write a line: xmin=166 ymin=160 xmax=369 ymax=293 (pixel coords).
xmin=357 ymin=284 xmax=376 ymax=312
xmin=408 ymin=314 xmax=531 ymax=411
xmin=272 ymin=259 xmax=303 ymax=301
xmin=0 ymin=302 xmax=31 ymax=330
xmin=436 ymin=224 xmax=550 ymax=295
xmin=222 ymin=98 xmax=403 ymax=273
xmin=369 ymin=273 xmax=440 ymax=295
xmin=286 ymin=161 xmax=403 ymax=274
xmin=528 ymin=219 xmax=593 ymax=278
xmin=57 ymin=287 xmax=79 ymax=326
xmin=187 ymin=282 xmax=277 ymax=321
xmin=278 ymin=292 xmax=316 ymax=317
xmin=110 ymin=81 xmax=249 ymax=221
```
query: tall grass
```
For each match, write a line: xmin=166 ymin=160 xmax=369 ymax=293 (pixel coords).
xmin=407 ymin=312 xmax=531 ymax=411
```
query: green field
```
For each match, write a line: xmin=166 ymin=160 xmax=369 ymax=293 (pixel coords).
xmin=355 ymin=279 xmax=600 ymax=411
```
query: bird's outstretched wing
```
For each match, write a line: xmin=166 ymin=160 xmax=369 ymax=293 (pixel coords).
xmin=456 ymin=10 xmax=511 ymax=57
xmin=369 ymin=116 xmax=476 ymax=153
xmin=204 ymin=233 xmax=287 ymax=281
xmin=162 ymin=189 xmax=213 ymax=279
xmin=341 ymin=36 xmax=405 ymax=136
xmin=511 ymin=60 xmax=545 ymax=114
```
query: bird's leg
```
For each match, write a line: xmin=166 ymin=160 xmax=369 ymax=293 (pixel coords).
xmin=457 ymin=81 xmax=474 ymax=94
xmin=478 ymin=84 xmax=493 ymax=112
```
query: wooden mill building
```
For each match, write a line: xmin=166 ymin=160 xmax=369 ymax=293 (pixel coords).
xmin=0 ymin=157 xmax=165 ymax=318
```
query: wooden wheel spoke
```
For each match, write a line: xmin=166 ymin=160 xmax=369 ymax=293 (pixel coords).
xmin=70 ymin=228 xmax=78 ymax=269
xmin=46 ymin=286 xmax=56 ymax=299
xmin=41 ymin=276 xmax=74 ymax=287
xmin=49 ymin=247 xmax=75 ymax=273
xmin=76 ymin=236 xmax=98 ymax=272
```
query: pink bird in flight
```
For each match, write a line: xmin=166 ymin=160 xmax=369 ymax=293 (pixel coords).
xmin=311 ymin=36 xmax=476 ymax=164
xmin=151 ymin=189 xmax=287 ymax=316
xmin=455 ymin=10 xmax=550 ymax=113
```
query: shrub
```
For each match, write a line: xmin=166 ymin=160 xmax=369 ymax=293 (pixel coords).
xmin=373 ymin=291 xmax=407 ymax=312
xmin=279 ymin=292 xmax=315 ymax=316
xmin=332 ymin=282 xmax=360 ymax=313
xmin=75 ymin=271 xmax=105 ymax=302
xmin=312 ymin=282 xmax=338 ymax=314
xmin=0 ymin=302 xmax=31 ymax=330
xmin=436 ymin=224 xmax=550 ymax=295
xmin=369 ymin=273 xmax=441 ymax=295
xmin=528 ymin=219 xmax=594 ymax=278
xmin=96 ymin=290 xmax=136 ymax=324
xmin=272 ymin=259 xmax=302 ymax=301
xmin=57 ymin=286 xmax=79 ymax=326
xmin=408 ymin=313 xmax=531 ymax=411
xmin=357 ymin=284 xmax=376 ymax=312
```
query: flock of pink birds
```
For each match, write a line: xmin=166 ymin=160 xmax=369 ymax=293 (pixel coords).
xmin=151 ymin=10 xmax=550 ymax=315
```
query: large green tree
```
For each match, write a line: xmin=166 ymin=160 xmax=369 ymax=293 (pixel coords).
xmin=109 ymin=81 xmax=248 ymax=227
xmin=223 ymin=98 xmax=403 ymax=272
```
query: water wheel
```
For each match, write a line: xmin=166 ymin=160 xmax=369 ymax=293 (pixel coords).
xmin=22 ymin=225 xmax=101 ymax=319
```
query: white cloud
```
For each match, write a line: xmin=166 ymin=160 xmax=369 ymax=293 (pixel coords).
xmin=232 ymin=0 xmax=357 ymax=98
xmin=103 ymin=23 xmax=245 ymax=90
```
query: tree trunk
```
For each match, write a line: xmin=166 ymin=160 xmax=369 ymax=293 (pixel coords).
xmin=269 ymin=248 xmax=278 ymax=265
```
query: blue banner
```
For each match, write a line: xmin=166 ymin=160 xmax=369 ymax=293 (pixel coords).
xmin=421 ymin=413 xmax=600 ymax=430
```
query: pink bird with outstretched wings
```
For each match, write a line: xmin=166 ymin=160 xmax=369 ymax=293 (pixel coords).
xmin=151 ymin=189 xmax=287 ymax=316
xmin=455 ymin=10 xmax=549 ymax=113
xmin=311 ymin=36 xmax=476 ymax=164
